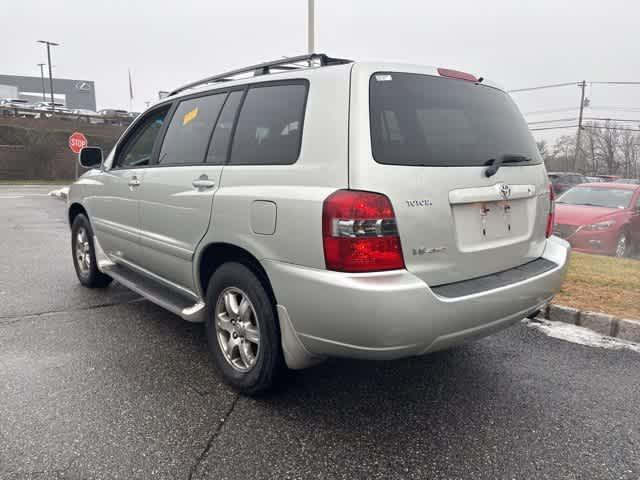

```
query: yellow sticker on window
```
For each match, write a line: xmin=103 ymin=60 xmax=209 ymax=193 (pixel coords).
xmin=182 ymin=107 xmax=198 ymax=126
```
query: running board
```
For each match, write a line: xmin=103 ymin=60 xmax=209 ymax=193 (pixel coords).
xmin=102 ymin=263 xmax=206 ymax=323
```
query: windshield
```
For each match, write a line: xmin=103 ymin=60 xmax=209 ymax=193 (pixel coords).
xmin=369 ymin=72 xmax=541 ymax=166
xmin=557 ymin=186 xmax=633 ymax=209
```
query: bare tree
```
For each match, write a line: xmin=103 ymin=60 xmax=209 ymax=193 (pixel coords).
xmin=591 ymin=121 xmax=620 ymax=175
xmin=534 ymin=120 xmax=638 ymax=177
xmin=536 ymin=140 xmax=556 ymax=168
xmin=581 ymin=122 xmax=601 ymax=174
xmin=552 ymin=136 xmax=576 ymax=171
xmin=619 ymin=129 xmax=638 ymax=178
xmin=536 ymin=140 xmax=548 ymax=158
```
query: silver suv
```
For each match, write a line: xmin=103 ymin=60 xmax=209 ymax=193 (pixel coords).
xmin=68 ymin=54 xmax=570 ymax=393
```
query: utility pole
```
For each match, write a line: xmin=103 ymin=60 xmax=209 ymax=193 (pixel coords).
xmin=37 ymin=40 xmax=59 ymax=111
xmin=308 ymin=0 xmax=315 ymax=53
xmin=575 ymin=80 xmax=587 ymax=170
xmin=37 ymin=63 xmax=47 ymax=101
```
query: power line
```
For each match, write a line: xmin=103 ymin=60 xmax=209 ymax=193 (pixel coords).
xmin=530 ymin=125 xmax=578 ymax=131
xmin=523 ymin=106 xmax=640 ymax=116
xmin=589 ymin=106 xmax=640 ymax=112
xmin=508 ymin=82 xmax=578 ymax=93
xmin=583 ymin=125 xmax=640 ymax=132
xmin=510 ymin=80 xmax=640 ymax=93
xmin=529 ymin=124 xmax=640 ymax=132
xmin=523 ymin=106 xmax=579 ymax=115
xmin=583 ymin=117 xmax=640 ymax=123
xmin=528 ymin=117 xmax=640 ymax=124
xmin=589 ymin=81 xmax=640 ymax=85
xmin=528 ymin=118 xmax=578 ymax=125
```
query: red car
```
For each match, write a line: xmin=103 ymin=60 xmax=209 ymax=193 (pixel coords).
xmin=554 ymin=183 xmax=640 ymax=257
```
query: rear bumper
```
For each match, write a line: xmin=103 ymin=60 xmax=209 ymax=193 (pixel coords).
xmin=264 ymin=236 xmax=570 ymax=364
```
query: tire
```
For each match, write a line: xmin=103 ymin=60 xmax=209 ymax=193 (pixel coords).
xmin=615 ymin=231 xmax=630 ymax=258
xmin=205 ymin=262 xmax=283 ymax=394
xmin=71 ymin=214 xmax=113 ymax=288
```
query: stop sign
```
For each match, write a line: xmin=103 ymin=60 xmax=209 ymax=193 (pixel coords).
xmin=69 ymin=132 xmax=88 ymax=154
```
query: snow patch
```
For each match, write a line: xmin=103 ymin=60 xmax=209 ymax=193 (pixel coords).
xmin=524 ymin=318 xmax=640 ymax=354
xmin=48 ymin=186 xmax=69 ymax=200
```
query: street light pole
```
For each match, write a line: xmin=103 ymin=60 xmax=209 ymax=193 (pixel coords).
xmin=308 ymin=0 xmax=315 ymax=53
xmin=575 ymin=80 xmax=586 ymax=171
xmin=37 ymin=40 xmax=59 ymax=111
xmin=37 ymin=63 xmax=47 ymax=101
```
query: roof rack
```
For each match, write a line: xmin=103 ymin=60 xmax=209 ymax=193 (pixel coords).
xmin=167 ymin=53 xmax=352 ymax=97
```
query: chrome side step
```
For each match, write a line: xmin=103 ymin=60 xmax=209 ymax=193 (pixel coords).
xmin=102 ymin=263 xmax=206 ymax=323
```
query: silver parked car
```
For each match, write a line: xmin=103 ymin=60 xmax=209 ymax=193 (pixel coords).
xmin=68 ymin=54 xmax=570 ymax=393
xmin=0 ymin=98 xmax=38 ymax=117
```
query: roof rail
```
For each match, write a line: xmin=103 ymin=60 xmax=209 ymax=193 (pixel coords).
xmin=167 ymin=53 xmax=352 ymax=97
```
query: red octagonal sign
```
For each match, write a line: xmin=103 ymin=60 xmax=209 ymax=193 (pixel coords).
xmin=69 ymin=132 xmax=88 ymax=154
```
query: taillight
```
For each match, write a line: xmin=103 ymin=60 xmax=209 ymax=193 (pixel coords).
xmin=545 ymin=183 xmax=555 ymax=238
xmin=322 ymin=190 xmax=405 ymax=273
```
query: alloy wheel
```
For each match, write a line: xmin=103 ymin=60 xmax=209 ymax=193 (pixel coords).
xmin=214 ymin=287 xmax=261 ymax=372
xmin=615 ymin=234 xmax=628 ymax=258
xmin=75 ymin=227 xmax=91 ymax=273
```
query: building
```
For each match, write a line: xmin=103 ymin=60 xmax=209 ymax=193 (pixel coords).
xmin=0 ymin=74 xmax=96 ymax=110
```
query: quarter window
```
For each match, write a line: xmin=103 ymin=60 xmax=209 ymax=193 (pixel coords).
xmin=229 ymin=82 xmax=307 ymax=165
xmin=115 ymin=107 xmax=169 ymax=168
xmin=158 ymin=93 xmax=226 ymax=165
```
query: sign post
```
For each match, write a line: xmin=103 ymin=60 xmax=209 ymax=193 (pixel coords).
xmin=68 ymin=132 xmax=88 ymax=179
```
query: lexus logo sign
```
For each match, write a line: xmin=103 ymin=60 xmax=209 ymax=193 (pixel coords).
xmin=75 ymin=81 xmax=91 ymax=91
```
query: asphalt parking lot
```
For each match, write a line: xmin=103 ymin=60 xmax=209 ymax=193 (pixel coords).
xmin=1 ymin=185 xmax=639 ymax=480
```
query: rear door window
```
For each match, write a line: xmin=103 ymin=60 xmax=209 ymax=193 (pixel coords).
xmin=158 ymin=93 xmax=226 ymax=165
xmin=229 ymin=82 xmax=308 ymax=165
xmin=369 ymin=72 xmax=541 ymax=167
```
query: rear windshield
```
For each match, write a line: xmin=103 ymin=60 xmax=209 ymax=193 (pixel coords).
xmin=556 ymin=187 xmax=634 ymax=209
xmin=369 ymin=72 xmax=541 ymax=167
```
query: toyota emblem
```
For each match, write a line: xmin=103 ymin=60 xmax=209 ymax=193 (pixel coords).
xmin=499 ymin=183 xmax=511 ymax=200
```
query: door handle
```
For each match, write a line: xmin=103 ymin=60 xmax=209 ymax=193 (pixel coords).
xmin=128 ymin=176 xmax=141 ymax=187
xmin=192 ymin=177 xmax=215 ymax=189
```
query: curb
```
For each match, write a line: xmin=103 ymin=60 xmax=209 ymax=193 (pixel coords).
xmin=543 ymin=304 xmax=640 ymax=343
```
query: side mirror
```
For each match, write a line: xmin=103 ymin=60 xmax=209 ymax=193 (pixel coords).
xmin=79 ymin=146 xmax=103 ymax=168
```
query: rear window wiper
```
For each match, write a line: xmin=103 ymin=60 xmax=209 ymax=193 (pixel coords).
xmin=484 ymin=154 xmax=532 ymax=177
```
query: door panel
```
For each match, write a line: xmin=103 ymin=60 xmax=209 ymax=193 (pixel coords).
xmin=138 ymin=166 xmax=222 ymax=290
xmin=89 ymin=169 xmax=144 ymax=264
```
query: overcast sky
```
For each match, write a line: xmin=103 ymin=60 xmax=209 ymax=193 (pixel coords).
xmin=3 ymin=0 xmax=640 ymax=141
